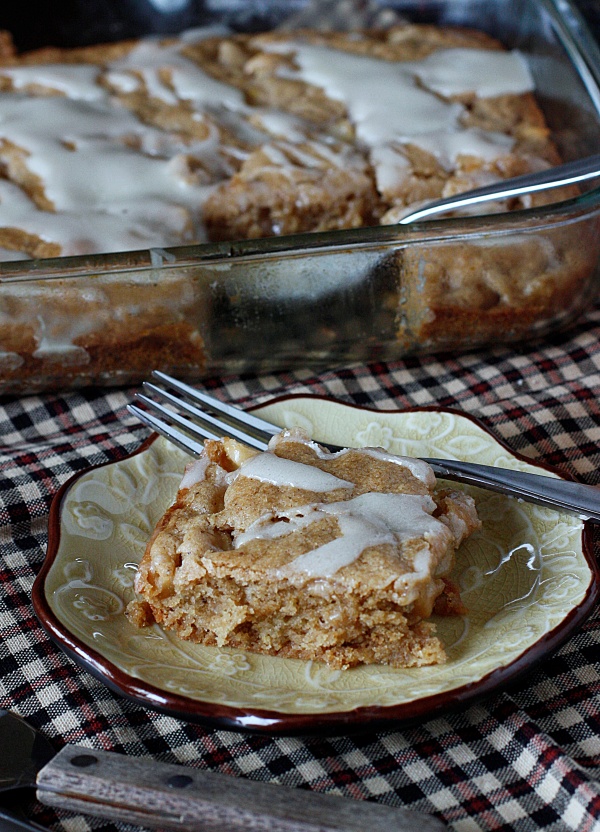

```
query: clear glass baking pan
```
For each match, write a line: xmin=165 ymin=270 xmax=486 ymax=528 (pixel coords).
xmin=1 ymin=0 xmax=599 ymax=394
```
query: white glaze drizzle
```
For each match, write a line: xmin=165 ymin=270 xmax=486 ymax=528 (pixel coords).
xmin=225 ymin=433 xmax=449 ymax=578
xmin=0 ymin=32 xmax=538 ymax=262
xmin=405 ymin=47 xmax=533 ymax=99
xmin=235 ymin=491 xmax=448 ymax=578
xmin=171 ymin=433 xmax=459 ymax=582
xmin=180 ymin=456 xmax=211 ymax=490
xmin=0 ymin=31 xmax=244 ymax=256
xmin=0 ymin=176 xmax=192 ymax=256
xmin=0 ymin=17 xmax=544 ymax=321
xmin=234 ymin=504 xmax=318 ymax=548
xmin=370 ymin=143 xmax=411 ymax=195
xmin=261 ymin=41 xmax=533 ymax=168
xmin=105 ymin=37 xmax=246 ymax=111
xmin=237 ymin=451 xmax=355 ymax=492
xmin=1 ymin=64 xmax=105 ymax=100
xmin=249 ymin=108 xmax=309 ymax=142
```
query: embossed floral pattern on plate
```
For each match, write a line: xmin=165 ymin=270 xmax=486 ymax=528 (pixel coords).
xmin=36 ymin=398 xmax=599 ymax=733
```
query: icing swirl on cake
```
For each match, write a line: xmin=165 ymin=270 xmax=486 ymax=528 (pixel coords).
xmin=0 ymin=30 xmax=537 ymax=257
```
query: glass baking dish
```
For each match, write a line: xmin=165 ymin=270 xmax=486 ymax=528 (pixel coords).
xmin=1 ymin=0 xmax=599 ymax=394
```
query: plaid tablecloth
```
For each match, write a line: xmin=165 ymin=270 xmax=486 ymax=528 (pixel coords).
xmin=1 ymin=296 xmax=600 ymax=832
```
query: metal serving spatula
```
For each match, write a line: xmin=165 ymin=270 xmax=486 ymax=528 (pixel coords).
xmin=0 ymin=710 xmax=446 ymax=832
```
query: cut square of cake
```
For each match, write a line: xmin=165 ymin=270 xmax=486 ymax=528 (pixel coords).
xmin=127 ymin=428 xmax=481 ymax=669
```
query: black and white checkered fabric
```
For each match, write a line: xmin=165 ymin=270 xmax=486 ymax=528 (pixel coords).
xmin=1 ymin=301 xmax=600 ymax=832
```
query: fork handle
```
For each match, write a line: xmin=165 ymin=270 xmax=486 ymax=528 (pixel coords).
xmin=426 ymin=458 xmax=600 ymax=521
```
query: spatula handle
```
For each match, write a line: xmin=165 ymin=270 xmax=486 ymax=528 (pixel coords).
xmin=37 ymin=745 xmax=445 ymax=831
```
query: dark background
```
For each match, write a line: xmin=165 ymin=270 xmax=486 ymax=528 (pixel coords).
xmin=0 ymin=0 xmax=301 ymax=50
xmin=0 ymin=0 xmax=210 ymax=50
xmin=0 ymin=1 xmax=596 ymax=53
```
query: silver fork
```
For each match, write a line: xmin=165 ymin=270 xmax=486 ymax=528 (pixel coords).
xmin=127 ymin=371 xmax=600 ymax=522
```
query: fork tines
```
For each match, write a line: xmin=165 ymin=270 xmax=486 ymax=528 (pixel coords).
xmin=127 ymin=371 xmax=276 ymax=457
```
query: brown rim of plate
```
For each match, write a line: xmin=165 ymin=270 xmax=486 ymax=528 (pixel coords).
xmin=33 ymin=396 xmax=600 ymax=736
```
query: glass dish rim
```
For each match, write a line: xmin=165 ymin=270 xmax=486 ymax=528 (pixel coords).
xmin=2 ymin=190 xmax=600 ymax=283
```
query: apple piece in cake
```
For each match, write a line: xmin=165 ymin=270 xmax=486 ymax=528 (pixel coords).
xmin=127 ymin=428 xmax=481 ymax=669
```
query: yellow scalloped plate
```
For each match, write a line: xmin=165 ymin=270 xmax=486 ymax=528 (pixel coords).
xmin=35 ymin=397 xmax=599 ymax=734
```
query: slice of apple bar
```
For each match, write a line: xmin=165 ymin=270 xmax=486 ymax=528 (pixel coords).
xmin=127 ymin=427 xmax=480 ymax=669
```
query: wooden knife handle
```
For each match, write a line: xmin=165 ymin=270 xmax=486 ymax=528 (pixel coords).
xmin=37 ymin=745 xmax=446 ymax=831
